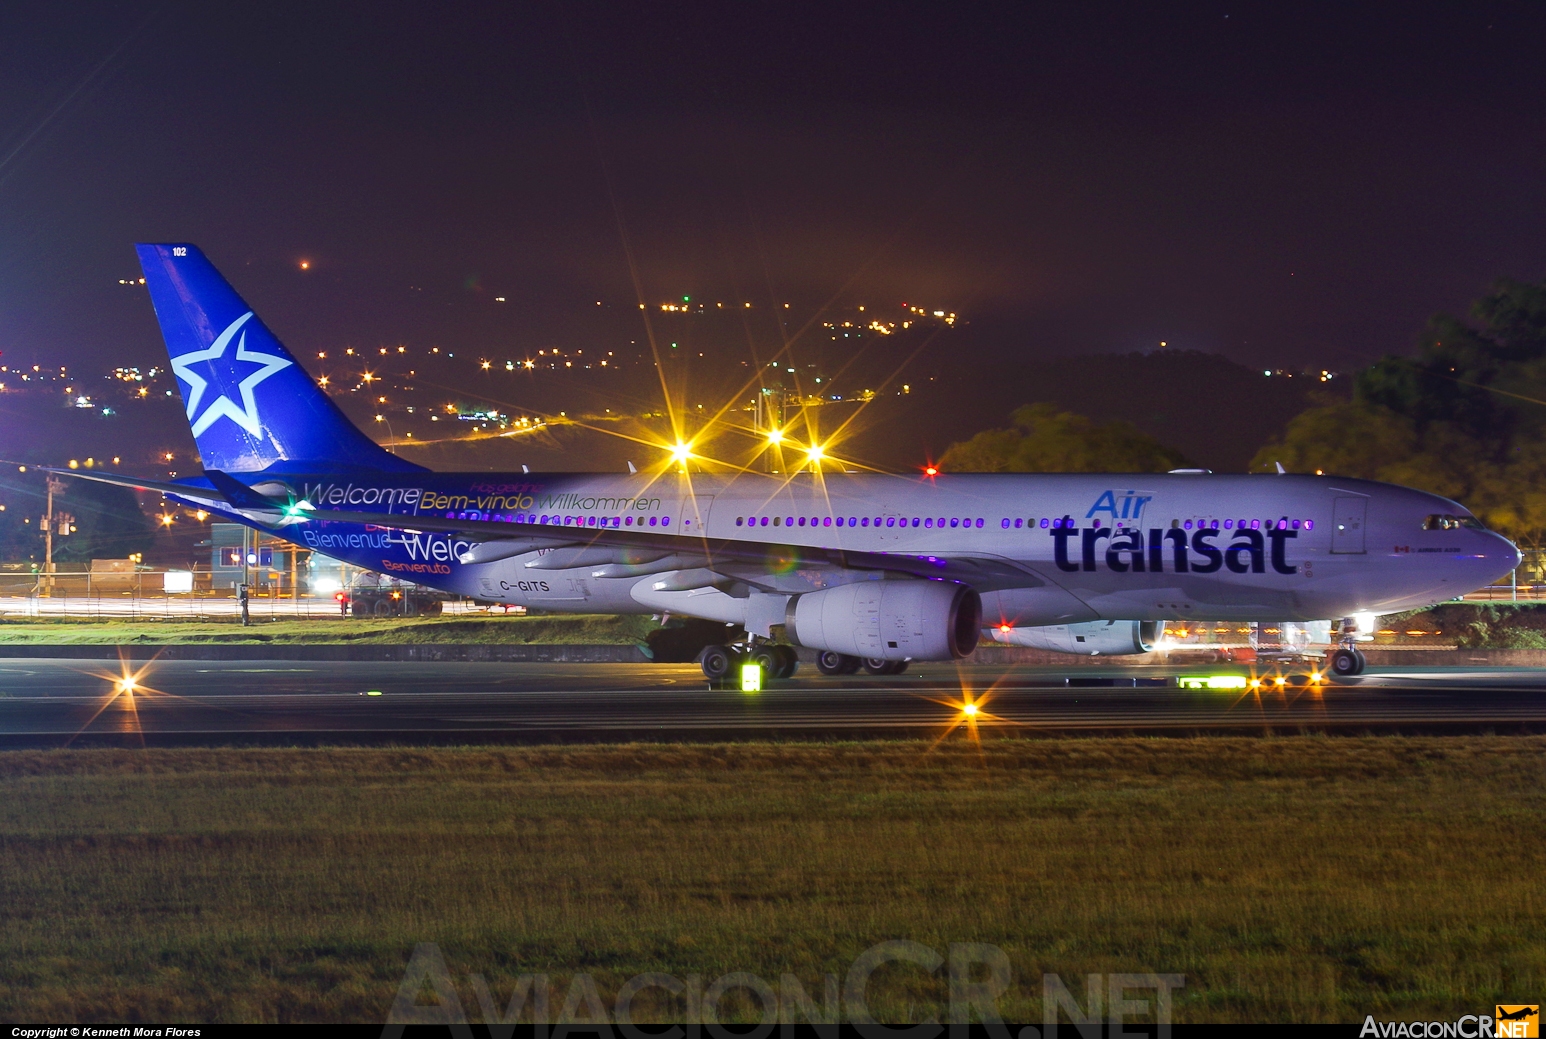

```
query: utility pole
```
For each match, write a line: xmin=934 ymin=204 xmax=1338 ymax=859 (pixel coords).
xmin=41 ymin=476 xmax=65 ymax=597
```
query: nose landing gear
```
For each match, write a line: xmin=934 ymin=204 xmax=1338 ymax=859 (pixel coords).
xmin=1328 ymin=647 xmax=1366 ymax=676
xmin=1328 ymin=646 xmax=1368 ymax=676
xmin=1327 ymin=616 xmax=1371 ymax=676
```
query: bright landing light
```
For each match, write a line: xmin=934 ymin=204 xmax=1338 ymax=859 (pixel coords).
xmin=962 ymin=701 xmax=979 ymax=717
xmin=117 ymin=676 xmax=137 ymax=694
xmin=669 ymin=442 xmax=692 ymax=464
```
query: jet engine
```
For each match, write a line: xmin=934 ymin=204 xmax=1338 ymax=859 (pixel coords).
xmin=989 ymin=619 xmax=1158 ymax=656
xmin=786 ymin=580 xmax=981 ymax=661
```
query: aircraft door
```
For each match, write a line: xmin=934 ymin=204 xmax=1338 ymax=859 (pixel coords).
xmin=1330 ymin=496 xmax=1367 ymax=554
xmin=679 ymin=495 xmax=714 ymax=535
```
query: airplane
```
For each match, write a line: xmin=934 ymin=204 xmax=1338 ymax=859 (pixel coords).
xmin=55 ymin=243 xmax=1521 ymax=682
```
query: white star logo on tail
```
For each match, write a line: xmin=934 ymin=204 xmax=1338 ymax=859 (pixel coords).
xmin=169 ymin=312 xmax=293 ymax=437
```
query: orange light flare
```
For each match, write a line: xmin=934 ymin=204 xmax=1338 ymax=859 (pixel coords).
xmin=1234 ymin=665 xmax=1326 ymax=712
xmin=1233 ymin=667 xmax=1273 ymax=711
xmin=923 ymin=679 xmax=1015 ymax=751
xmin=69 ymin=656 xmax=160 ymax=746
xmin=67 ymin=655 xmax=239 ymax=746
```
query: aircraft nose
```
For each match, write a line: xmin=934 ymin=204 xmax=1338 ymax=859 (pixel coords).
xmin=1475 ymin=530 xmax=1522 ymax=579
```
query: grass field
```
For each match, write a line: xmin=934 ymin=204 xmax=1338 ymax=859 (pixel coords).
xmin=0 ymin=613 xmax=655 ymax=645
xmin=0 ymin=737 xmax=1542 ymax=1023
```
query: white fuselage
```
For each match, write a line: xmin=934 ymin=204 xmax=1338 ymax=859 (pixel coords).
xmin=302 ymin=470 xmax=1517 ymax=629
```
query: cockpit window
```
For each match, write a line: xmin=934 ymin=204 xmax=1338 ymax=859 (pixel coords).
xmin=1423 ymin=513 xmax=1483 ymax=531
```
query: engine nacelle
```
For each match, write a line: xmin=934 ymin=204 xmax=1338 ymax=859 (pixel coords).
xmin=787 ymin=580 xmax=981 ymax=661
xmin=989 ymin=620 xmax=1158 ymax=656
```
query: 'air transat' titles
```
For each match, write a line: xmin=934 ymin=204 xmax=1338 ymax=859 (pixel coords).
xmin=1050 ymin=525 xmax=1299 ymax=575
xmin=297 ymin=481 xmax=662 ymax=516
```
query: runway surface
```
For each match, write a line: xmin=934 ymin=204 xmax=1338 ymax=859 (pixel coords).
xmin=2 ymin=658 xmax=1545 ymax=746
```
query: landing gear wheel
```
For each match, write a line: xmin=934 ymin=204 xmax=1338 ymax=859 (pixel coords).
xmin=887 ymin=659 xmax=909 ymax=675
xmin=772 ymin=645 xmax=798 ymax=679
xmin=1354 ymin=648 xmax=1367 ymax=673
xmin=747 ymin=645 xmax=780 ymax=679
xmin=816 ymin=650 xmax=859 ymax=675
xmin=1329 ymin=647 xmax=1364 ymax=677
xmin=862 ymin=658 xmax=893 ymax=675
xmin=700 ymin=644 xmax=734 ymax=682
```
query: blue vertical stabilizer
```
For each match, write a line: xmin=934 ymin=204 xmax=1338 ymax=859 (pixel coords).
xmin=135 ymin=243 xmax=425 ymax=474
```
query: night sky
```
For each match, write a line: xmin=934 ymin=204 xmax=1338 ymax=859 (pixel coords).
xmin=1 ymin=2 xmax=1543 ymax=472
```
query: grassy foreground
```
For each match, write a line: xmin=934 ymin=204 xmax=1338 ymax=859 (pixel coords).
xmin=0 ymin=737 xmax=1542 ymax=1023
xmin=0 ymin=613 xmax=655 ymax=645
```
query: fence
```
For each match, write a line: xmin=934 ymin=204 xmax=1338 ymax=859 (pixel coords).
xmin=0 ymin=596 xmax=488 ymax=620
xmin=0 ymin=565 xmax=484 ymax=620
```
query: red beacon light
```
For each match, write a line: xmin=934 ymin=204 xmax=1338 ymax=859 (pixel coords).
xmin=924 ymin=465 xmax=939 ymax=477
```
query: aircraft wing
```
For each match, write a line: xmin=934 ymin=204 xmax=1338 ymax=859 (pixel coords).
xmin=31 ymin=466 xmax=224 ymax=502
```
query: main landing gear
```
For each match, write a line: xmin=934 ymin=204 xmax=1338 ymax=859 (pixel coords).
xmin=815 ymin=650 xmax=860 ymax=675
xmin=816 ymin=651 xmax=907 ymax=676
xmin=701 ymin=644 xmax=913 ymax=685
xmin=699 ymin=642 xmax=798 ymax=683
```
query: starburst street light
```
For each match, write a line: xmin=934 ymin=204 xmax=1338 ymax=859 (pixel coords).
xmin=806 ymin=444 xmax=825 ymax=464
xmin=669 ymin=441 xmax=692 ymax=465
xmin=766 ymin=428 xmax=783 ymax=445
